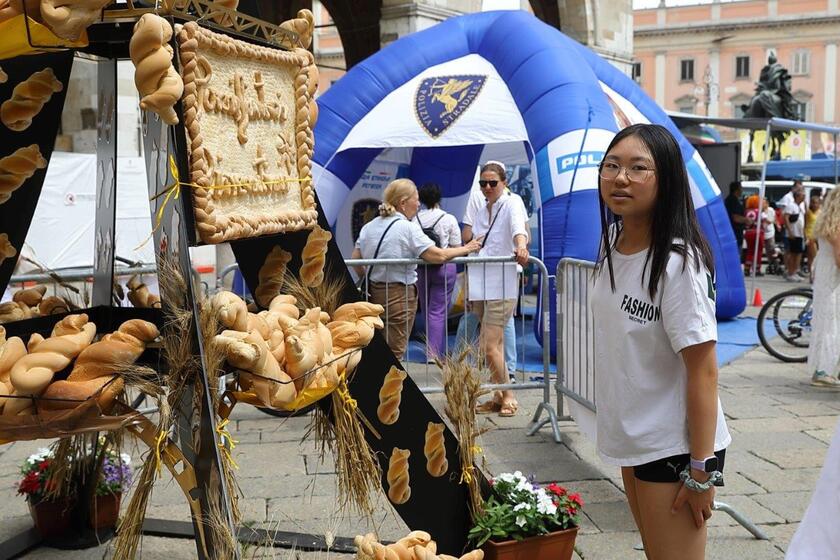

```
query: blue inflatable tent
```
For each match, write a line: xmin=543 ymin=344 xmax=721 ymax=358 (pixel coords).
xmin=312 ymin=10 xmax=745 ymax=354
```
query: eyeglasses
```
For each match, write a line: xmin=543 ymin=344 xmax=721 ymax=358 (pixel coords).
xmin=479 ymin=180 xmax=499 ymax=188
xmin=599 ymin=162 xmax=655 ymax=183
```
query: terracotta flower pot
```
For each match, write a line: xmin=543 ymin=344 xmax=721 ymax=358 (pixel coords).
xmin=28 ymin=497 xmax=74 ymax=539
xmin=481 ymin=527 xmax=579 ymax=560
xmin=90 ymin=493 xmax=121 ymax=529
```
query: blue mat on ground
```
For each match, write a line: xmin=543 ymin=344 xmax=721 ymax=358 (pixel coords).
xmin=407 ymin=315 xmax=769 ymax=371
xmin=406 ymin=313 xmax=556 ymax=374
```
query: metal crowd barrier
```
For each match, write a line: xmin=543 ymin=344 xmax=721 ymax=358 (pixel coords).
xmin=347 ymin=254 xmax=561 ymax=443
xmin=555 ymin=257 xmax=768 ymax=541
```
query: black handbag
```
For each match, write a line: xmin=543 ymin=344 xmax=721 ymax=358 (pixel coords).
xmin=356 ymin=217 xmax=401 ymax=299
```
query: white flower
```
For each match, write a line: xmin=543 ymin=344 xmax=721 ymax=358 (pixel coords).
xmin=513 ymin=471 xmax=524 ymax=481
xmin=535 ymin=488 xmax=558 ymax=515
xmin=515 ymin=478 xmax=533 ymax=493
xmin=120 ymin=453 xmax=132 ymax=466
xmin=26 ymin=448 xmax=53 ymax=464
xmin=513 ymin=503 xmax=531 ymax=512
xmin=515 ymin=515 xmax=527 ymax=527
xmin=497 ymin=473 xmax=516 ymax=484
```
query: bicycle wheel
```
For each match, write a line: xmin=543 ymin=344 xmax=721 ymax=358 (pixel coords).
xmin=757 ymin=288 xmax=812 ymax=363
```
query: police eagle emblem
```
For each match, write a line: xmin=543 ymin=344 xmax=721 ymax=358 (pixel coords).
xmin=415 ymin=75 xmax=486 ymax=138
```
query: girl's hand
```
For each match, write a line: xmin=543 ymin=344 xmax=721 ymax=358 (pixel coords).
xmin=671 ymin=478 xmax=715 ymax=528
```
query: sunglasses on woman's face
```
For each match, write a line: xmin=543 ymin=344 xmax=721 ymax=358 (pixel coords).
xmin=479 ymin=180 xmax=499 ymax=188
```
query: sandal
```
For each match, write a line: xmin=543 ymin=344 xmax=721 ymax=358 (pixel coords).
xmin=498 ymin=400 xmax=518 ymax=417
xmin=476 ymin=391 xmax=503 ymax=414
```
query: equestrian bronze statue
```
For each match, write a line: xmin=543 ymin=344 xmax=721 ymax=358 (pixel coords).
xmin=741 ymin=54 xmax=798 ymax=161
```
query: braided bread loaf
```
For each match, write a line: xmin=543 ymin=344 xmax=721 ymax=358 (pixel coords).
xmin=0 ymin=233 xmax=16 ymax=265
xmin=377 ymin=366 xmax=407 ymax=426
xmin=386 ymin=447 xmax=411 ymax=505
xmin=129 ymin=13 xmax=184 ymax=125
xmin=424 ymin=422 xmax=448 ymax=477
xmin=328 ymin=301 xmax=384 ymax=376
xmin=126 ymin=274 xmax=161 ymax=308
xmin=210 ymin=290 xmax=249 ymax=332
xmin=255 ymin=246 xmax=291 ymax=308
xmin=1 ymin=69 xmax=63 ymax=132
xmin=39 ymin=0 xmax=113 ymax=41
xmin=0 ymin=144 xmax=47 ymax=204
xmin=300 ymin=225 xmax=332 ymax=288
xmin=4 ymin=313 xmax=96 ymax=415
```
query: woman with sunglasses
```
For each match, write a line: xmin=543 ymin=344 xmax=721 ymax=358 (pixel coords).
xmin=593 ymin=124 xmax=731 ymax=559
xmin=352 ymin=179 xmax=481 ymax=359
xmin=466 ymin=162 xmax=530 ymax=417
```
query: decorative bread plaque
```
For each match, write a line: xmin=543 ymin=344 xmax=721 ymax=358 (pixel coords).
xmin=177 ymin=22 xmax=318 ymax=244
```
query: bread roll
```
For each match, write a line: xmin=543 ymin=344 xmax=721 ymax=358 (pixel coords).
xmin=255 ymin=246 xmax=291 ymax=308
xmin=129 ymin=13 xmax=184 ymax=124
xmin=39 ymin=295 xmax=69 ymax=315
xmin=377 ymin=366 xmax=407 ymax=425
xmin=300 ymin=225 xmax=331 ymax=287
xmin=386 ymin=447 xmax=411 ymax=505
xmin=40 ymin=375 xmax=123 ymax=411
xmin=424 ymin=422 xmax=448 ymax=477
xmin=40 ymin=0 xmax=114 ymax=41
xmin=13 ymin=284 xmax=46 ymax=306
xmin=210 ymin=291 xmax=248 ymax=332
xmin=0 ymin=233 xmax=16 ymax=265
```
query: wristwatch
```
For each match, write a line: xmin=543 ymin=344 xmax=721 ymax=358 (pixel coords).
xmin=690 ymin=455 xmax=719 ymax=473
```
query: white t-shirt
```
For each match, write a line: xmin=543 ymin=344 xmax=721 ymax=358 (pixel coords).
xmin=780 ymin=192 xmax=805 ymax=238
xmin=416 ymin=208 xmax=461 ymax=249
xmin=763 ymin=207 xmax=776 ymax=239
xmin=465 ymin=191 xmax=529 ymax=301
xmin=591 ymin=245 xmax=731 ymax=466
xmin=355 ymin=213 xmax=435 ymax=285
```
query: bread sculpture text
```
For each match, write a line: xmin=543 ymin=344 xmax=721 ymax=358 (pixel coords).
xmin=424 ymin=422 xmax=448 ymax=477
xmin=129 ymin=13 xmax=184 ymax=125
xmin=3 ymin=313 xmax=96 ymax=415
xmin=41 ymin=318 xmax=159 ymax=410
xmin=387 ymin=447 xmax=411 ymax=505
xmin=0 ymin=144 xmax=47 ymax=203
xmin=300 ymin=225 xmax=332 ymax=287
xmin=0 ymin=233 xmax=16 ymax=266
xmin=255 ymin=246 xmax=291 ymax=308
xmin=1 ymin=69 xmax=63 ymax=131
xmin=126 ymin=274 xmax=161 ymax=308
xmin=354 ymin=531 xmax=484 ymax=560
xmin=377 ymin=366 xmax=407 ymax=426
xmin=39 ymin=0 xmax=113 ymax=41
xmin=327 ymin=301 xmax=384 ymax=377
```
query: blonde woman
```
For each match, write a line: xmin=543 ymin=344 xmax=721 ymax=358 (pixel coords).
xmin=807 ymin=188 xmax=840 ymax=387
xmin=352 ymin=179 xmax=481 ymax=359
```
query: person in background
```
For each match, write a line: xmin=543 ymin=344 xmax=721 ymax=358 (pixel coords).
xmin=743 ymin=195 xmax=765 ymax=276
xmin=352 ymin=179 xmax=480 ymax=359
xmin=724 ymin=182 xmax=752 ymax=262
xmin=779 ymin=181 xmax=807 ymax=281
xmin=468 ymin=162 xmax=529 ymax=417
xmin=762 ymin=198 xmax=779 ymax=275
xmin=460 ymin=163 xmax=526 ymax=378
xmin=805 ymin=188 xmax=840 ymax=387
xmin=414 ymin=183 xmax=462 ymax=360
xmin=805 ymin=193 xmax=823 ymax=283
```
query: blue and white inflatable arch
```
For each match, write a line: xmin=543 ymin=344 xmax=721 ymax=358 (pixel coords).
xmin=313 ymin=10 xmax=745 ymax=353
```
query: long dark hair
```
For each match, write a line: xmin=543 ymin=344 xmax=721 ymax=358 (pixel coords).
xmin=598 ymin=124 xmax=714 ymax=299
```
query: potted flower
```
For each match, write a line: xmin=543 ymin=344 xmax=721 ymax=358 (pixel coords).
xmin=468 ymin=471 xmax=583 ymax=560
xmin=17 ymin=446 xmax=132 ymax=537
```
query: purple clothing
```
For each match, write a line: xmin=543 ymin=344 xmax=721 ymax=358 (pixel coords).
xmin=416 ymin=263 xmax=457 ymax=357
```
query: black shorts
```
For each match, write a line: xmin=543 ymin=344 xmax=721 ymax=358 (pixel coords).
xmin=633 ymin=449 xmax=726 ymax=483
xmin=788 ymin=237 xmax=805 ymax=254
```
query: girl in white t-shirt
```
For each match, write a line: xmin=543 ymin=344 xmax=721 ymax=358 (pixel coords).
xmin=592 ymin=124 xmax=731 ymax=559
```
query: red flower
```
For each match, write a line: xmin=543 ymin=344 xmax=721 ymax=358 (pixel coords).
xmin=38 ymin=460 xmax=50 ymax=472
xmin=18 ymin=472 xmax=41 ymax=495
xmin=546 ymin=483 xmax=566 ymax=497
xmin=569 ymin=493 xmax=584 ymax=507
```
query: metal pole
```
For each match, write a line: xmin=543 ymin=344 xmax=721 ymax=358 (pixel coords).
xmin=750 ymin=121 xmax=772 ymax=302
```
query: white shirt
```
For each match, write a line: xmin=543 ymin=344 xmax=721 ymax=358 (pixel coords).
xmin=780 ymin=192 xmax=805 ymax=238
xmin=355 ymin=212 xmax=434 ymax=285
xmin=591 ymin=246 xmax=731 ymax=466
xmin=763 ymin=207 xmax=776 ymax=239
xmin=465 ymin=191 xmax=529 ymax=301
xmin=416 ymin=207 xmax=461 ymax=249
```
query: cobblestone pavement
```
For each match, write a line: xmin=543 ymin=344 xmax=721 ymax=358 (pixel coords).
xmin=1 ymin=276 xmax=835 ymax=559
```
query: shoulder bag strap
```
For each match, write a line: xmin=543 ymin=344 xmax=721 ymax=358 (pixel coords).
xmin=365 ymin=217 xmax=401 ymax=279
xmin=480 ymin=200 xmax=508 ymax=249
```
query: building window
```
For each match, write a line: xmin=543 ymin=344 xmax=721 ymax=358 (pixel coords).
xmin=735 ymin=56 xmax=750 ymax=79
xmin=680 ymin=59 xmax=695 ymax=82
xmin=793 ymin=101 xmax=809 ymax=121
xmin=791 ymin=50 xmax=810 ymax=75
xmin=675 ymin=95 xmax=698 ymax=114
xmin=730 ymin=94 xmax=752 ymax=118
xmin=632 ymin=62 xmax=642 ymax=83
